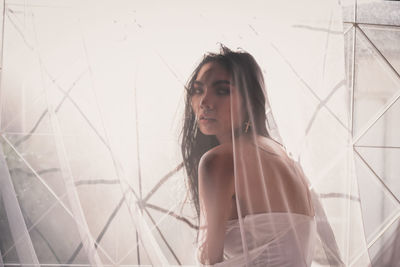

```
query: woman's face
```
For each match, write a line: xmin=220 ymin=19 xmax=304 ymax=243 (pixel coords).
xmin=191 ymin=62 xmax=245 ymax=143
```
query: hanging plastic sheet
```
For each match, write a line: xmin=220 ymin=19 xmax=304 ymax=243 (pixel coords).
xmin=0 ymin=0 xmax=379 ymax=266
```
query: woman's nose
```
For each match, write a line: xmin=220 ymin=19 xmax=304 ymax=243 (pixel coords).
xmin=200 ymin=93 xmax=213 ymax=110
xmin=199 ymin=90 xmax=214 ymax=110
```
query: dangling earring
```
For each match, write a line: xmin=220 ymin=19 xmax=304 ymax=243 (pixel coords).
xmin=244 ymin=120 xmax=251 ymax=133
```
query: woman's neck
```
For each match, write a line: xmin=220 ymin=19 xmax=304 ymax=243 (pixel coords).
xmin=216 ymin=131 xmax=252 ymax=145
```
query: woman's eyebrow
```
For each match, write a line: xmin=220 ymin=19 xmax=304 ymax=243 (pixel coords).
xmin=193 ymin=80 xmax=230 ymax=87
xmin=193 ymin=80 xmax=231 ymax=86
xmin=212 ymin=80 xmax=230 ymax=86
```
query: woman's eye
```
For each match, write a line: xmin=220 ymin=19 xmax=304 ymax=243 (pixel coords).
xmin=192 ymin=88 xmax=203 ymax=95
xmin=217 ymin=88 xmax=230 ymax=95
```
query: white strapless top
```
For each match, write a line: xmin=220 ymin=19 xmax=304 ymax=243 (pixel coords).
xmin=209 ymin=213 xmax=317 ymax=267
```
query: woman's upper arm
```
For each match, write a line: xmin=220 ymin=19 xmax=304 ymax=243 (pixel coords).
xmin=198 ymin=147 xmax=235 ymax=264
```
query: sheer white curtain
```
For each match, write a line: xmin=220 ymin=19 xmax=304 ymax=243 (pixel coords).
xmin=0 ymin=0 xmax=376 ymax=266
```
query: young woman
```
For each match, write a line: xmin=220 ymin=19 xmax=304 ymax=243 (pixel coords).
xmin=181 ymin=46 xmax=338 ymax=266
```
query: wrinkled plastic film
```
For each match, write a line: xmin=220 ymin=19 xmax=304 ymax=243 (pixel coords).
xmin=3 ymin=0 xmax=398 ymax=266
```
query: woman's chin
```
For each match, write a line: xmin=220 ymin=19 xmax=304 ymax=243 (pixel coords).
xmin=198 ymin=126 xmax=218 ymax=136
xmin=199 ymin=130 xmax=216 ymax=136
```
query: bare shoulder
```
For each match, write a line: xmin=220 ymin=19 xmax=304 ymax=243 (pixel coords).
xmin=198 ymin=143 xmax=234 ymax=180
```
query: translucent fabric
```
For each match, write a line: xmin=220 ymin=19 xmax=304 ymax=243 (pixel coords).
xmin=0 ymin=0 xmax=387 ymax=266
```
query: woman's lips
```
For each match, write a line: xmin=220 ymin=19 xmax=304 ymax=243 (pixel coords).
xmin=199 ymin=116 xmax=216 ymax=123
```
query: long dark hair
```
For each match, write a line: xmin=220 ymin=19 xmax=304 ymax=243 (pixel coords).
xmin=180 ymin=45 xmax=270 ymax=219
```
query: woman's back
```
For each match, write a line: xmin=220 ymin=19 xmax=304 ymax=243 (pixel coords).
xmin=200 ymin=136 xmax=318 ymax=266
xmin=229 ymin=135 xmax=314 ymax=220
